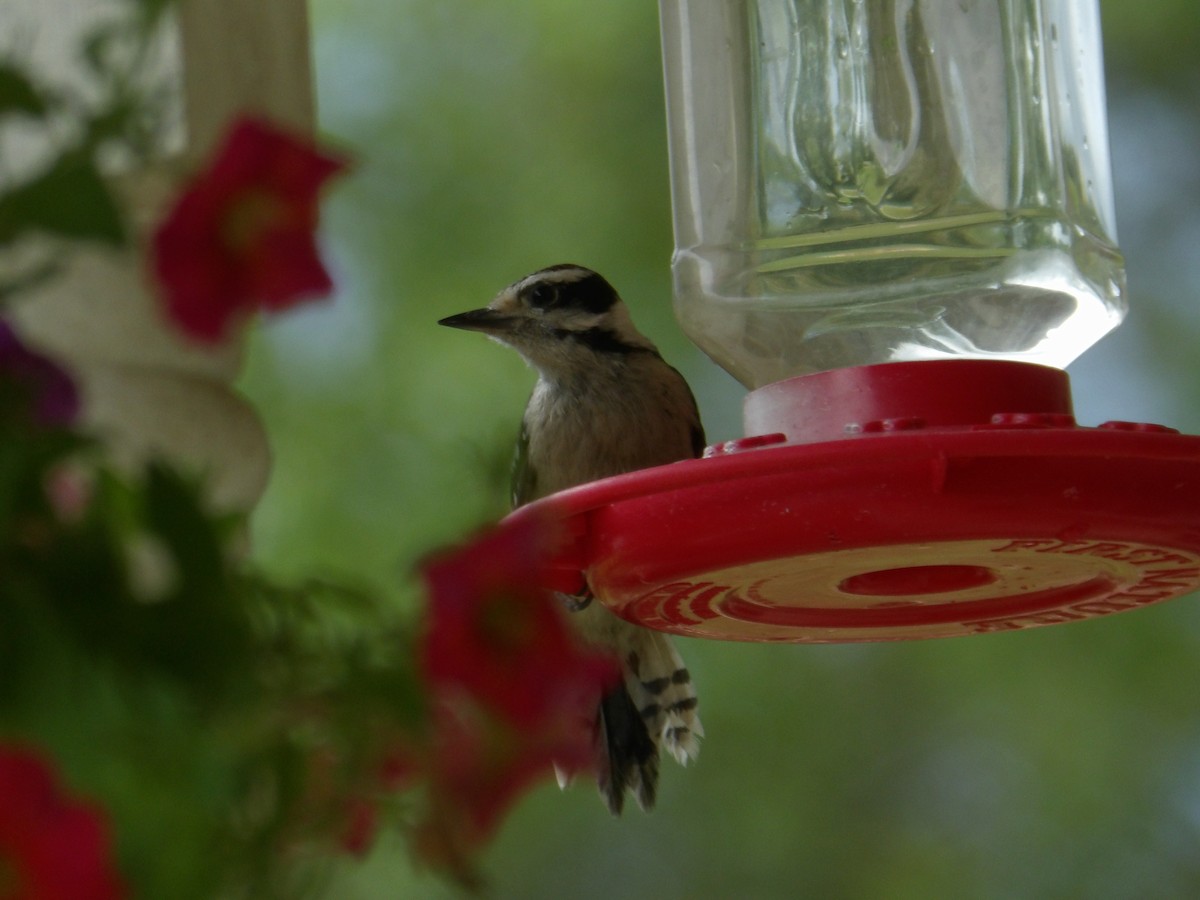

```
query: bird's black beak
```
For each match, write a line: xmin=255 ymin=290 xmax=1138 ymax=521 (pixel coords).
xmin=437 ymin=308 xmax=514 ymax=333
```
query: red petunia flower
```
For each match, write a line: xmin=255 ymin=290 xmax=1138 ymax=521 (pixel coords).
xmin=418 ymin=512 xmax=619 ymax=729
xmin=408 ymin=514 xmax=619 ymax=884
xmin=151 ymin=115 xmax=349 ymax=342
xmin=301 ymin=742 xmax=420 ymax=859
xmin=430 ymin=697 xmax=593 ymax=840
xmin=321 ymin=516 xmax=616 ymax=876
xmin=411 ymin=699 xmax=595 ymax=886
xmin=0 ymin=744 xmax=126 ymax=900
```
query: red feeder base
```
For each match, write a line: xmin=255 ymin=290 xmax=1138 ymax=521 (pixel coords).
xmin=510 ymin=360 xmax=1200 ymax=643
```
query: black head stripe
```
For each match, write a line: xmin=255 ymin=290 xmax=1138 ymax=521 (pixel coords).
xmin=537 ymin=263 xmax=587 ymax=275
xmin=552 ymin=326 xmax=652 ymax=355
xmin=566 ymin=272 xmax=619 ymax=315
xmin=524 ymin=266 xmax=619 ymax=315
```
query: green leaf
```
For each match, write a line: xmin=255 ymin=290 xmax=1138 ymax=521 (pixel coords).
xmin=80 ymin=23 xmax=127 ymax=78
xmin=134 ymin=462 xmax=255 ymax=690
xmin=0 ymin=63 xmax=47 ymax=118
xmin=0 ymin=154 xmax=125 ymax=247
xmin=135 ymin=0 xmax=177 ymax=30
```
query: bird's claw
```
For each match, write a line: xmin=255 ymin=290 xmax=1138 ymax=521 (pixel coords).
xmin=559 ymin=590 xmax=593 ymax=612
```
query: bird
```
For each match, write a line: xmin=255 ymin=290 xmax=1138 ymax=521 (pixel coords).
xmin=438 ymin=263 xmax=705 ymax=814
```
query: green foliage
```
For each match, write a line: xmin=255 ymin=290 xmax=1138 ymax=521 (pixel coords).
xmin=132 ymin=0 xmax=177 ymax=30
xmin=0 ymin=64 xmax=47 ymax=118
xmin=0 ymin=153 xmax=125 ymax=247
xmin=1101 ymin=0 xmax=1200 ymax=89
xmin=0 ymin=0 xmax=180 ymax=254
xmin=0 ymin=422 xmax=421 ymax=897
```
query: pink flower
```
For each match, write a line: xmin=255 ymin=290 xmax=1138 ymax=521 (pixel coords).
xmin=0 ymin=745 xmax=126 ymax=900
xmin=151 ymin=115 xmax=348 ymax=342
xmin=42 ymin=462 xmax=93 ymax=525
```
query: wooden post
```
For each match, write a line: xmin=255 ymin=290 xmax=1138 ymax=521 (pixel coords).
xmin=7 ymin=0 xmax=318 ymax=513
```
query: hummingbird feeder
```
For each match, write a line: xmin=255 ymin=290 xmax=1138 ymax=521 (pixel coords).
xmin=510 ymin=0 xmax=1200 ymax=643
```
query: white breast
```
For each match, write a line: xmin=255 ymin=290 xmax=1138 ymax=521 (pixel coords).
xmin=523 ymin=358 xmax=699 ymax=499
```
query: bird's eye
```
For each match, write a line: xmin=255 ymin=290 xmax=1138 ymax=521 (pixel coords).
xmin=527 ymin=283 xmax=558 ymax=309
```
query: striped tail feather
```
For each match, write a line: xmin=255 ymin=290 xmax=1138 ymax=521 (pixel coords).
xmin=624 ymin=629 xmax=703 ymax=767
xmin=555 ymin=600 xmax=703 ymax=813
xmin=595 ymin=684 xmax=658 ymax=814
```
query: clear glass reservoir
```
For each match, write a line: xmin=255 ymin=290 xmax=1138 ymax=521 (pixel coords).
xmin=659 ymin=0 xmax=1126 ymax=388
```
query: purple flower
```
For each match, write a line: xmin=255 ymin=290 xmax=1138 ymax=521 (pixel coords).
xmin=0 ymin=321 xmax=79 ymax=427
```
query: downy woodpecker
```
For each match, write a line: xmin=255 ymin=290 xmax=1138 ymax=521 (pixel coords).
xmin=439 ymin=264 xmax=704 ymax=814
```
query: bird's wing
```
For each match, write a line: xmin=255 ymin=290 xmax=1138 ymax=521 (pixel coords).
xmin=510 ymin=416 xmax=538 ymax=508
xmin=675 ymin=365 xmax=707 ymax=458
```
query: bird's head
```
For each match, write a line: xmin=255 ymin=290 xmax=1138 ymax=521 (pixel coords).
xmin=438 ymin=264 xmax=657 ymax=375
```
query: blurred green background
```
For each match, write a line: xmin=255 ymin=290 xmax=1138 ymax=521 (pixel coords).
xmin=239 ymin=2 xmax=1200 ymax=897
